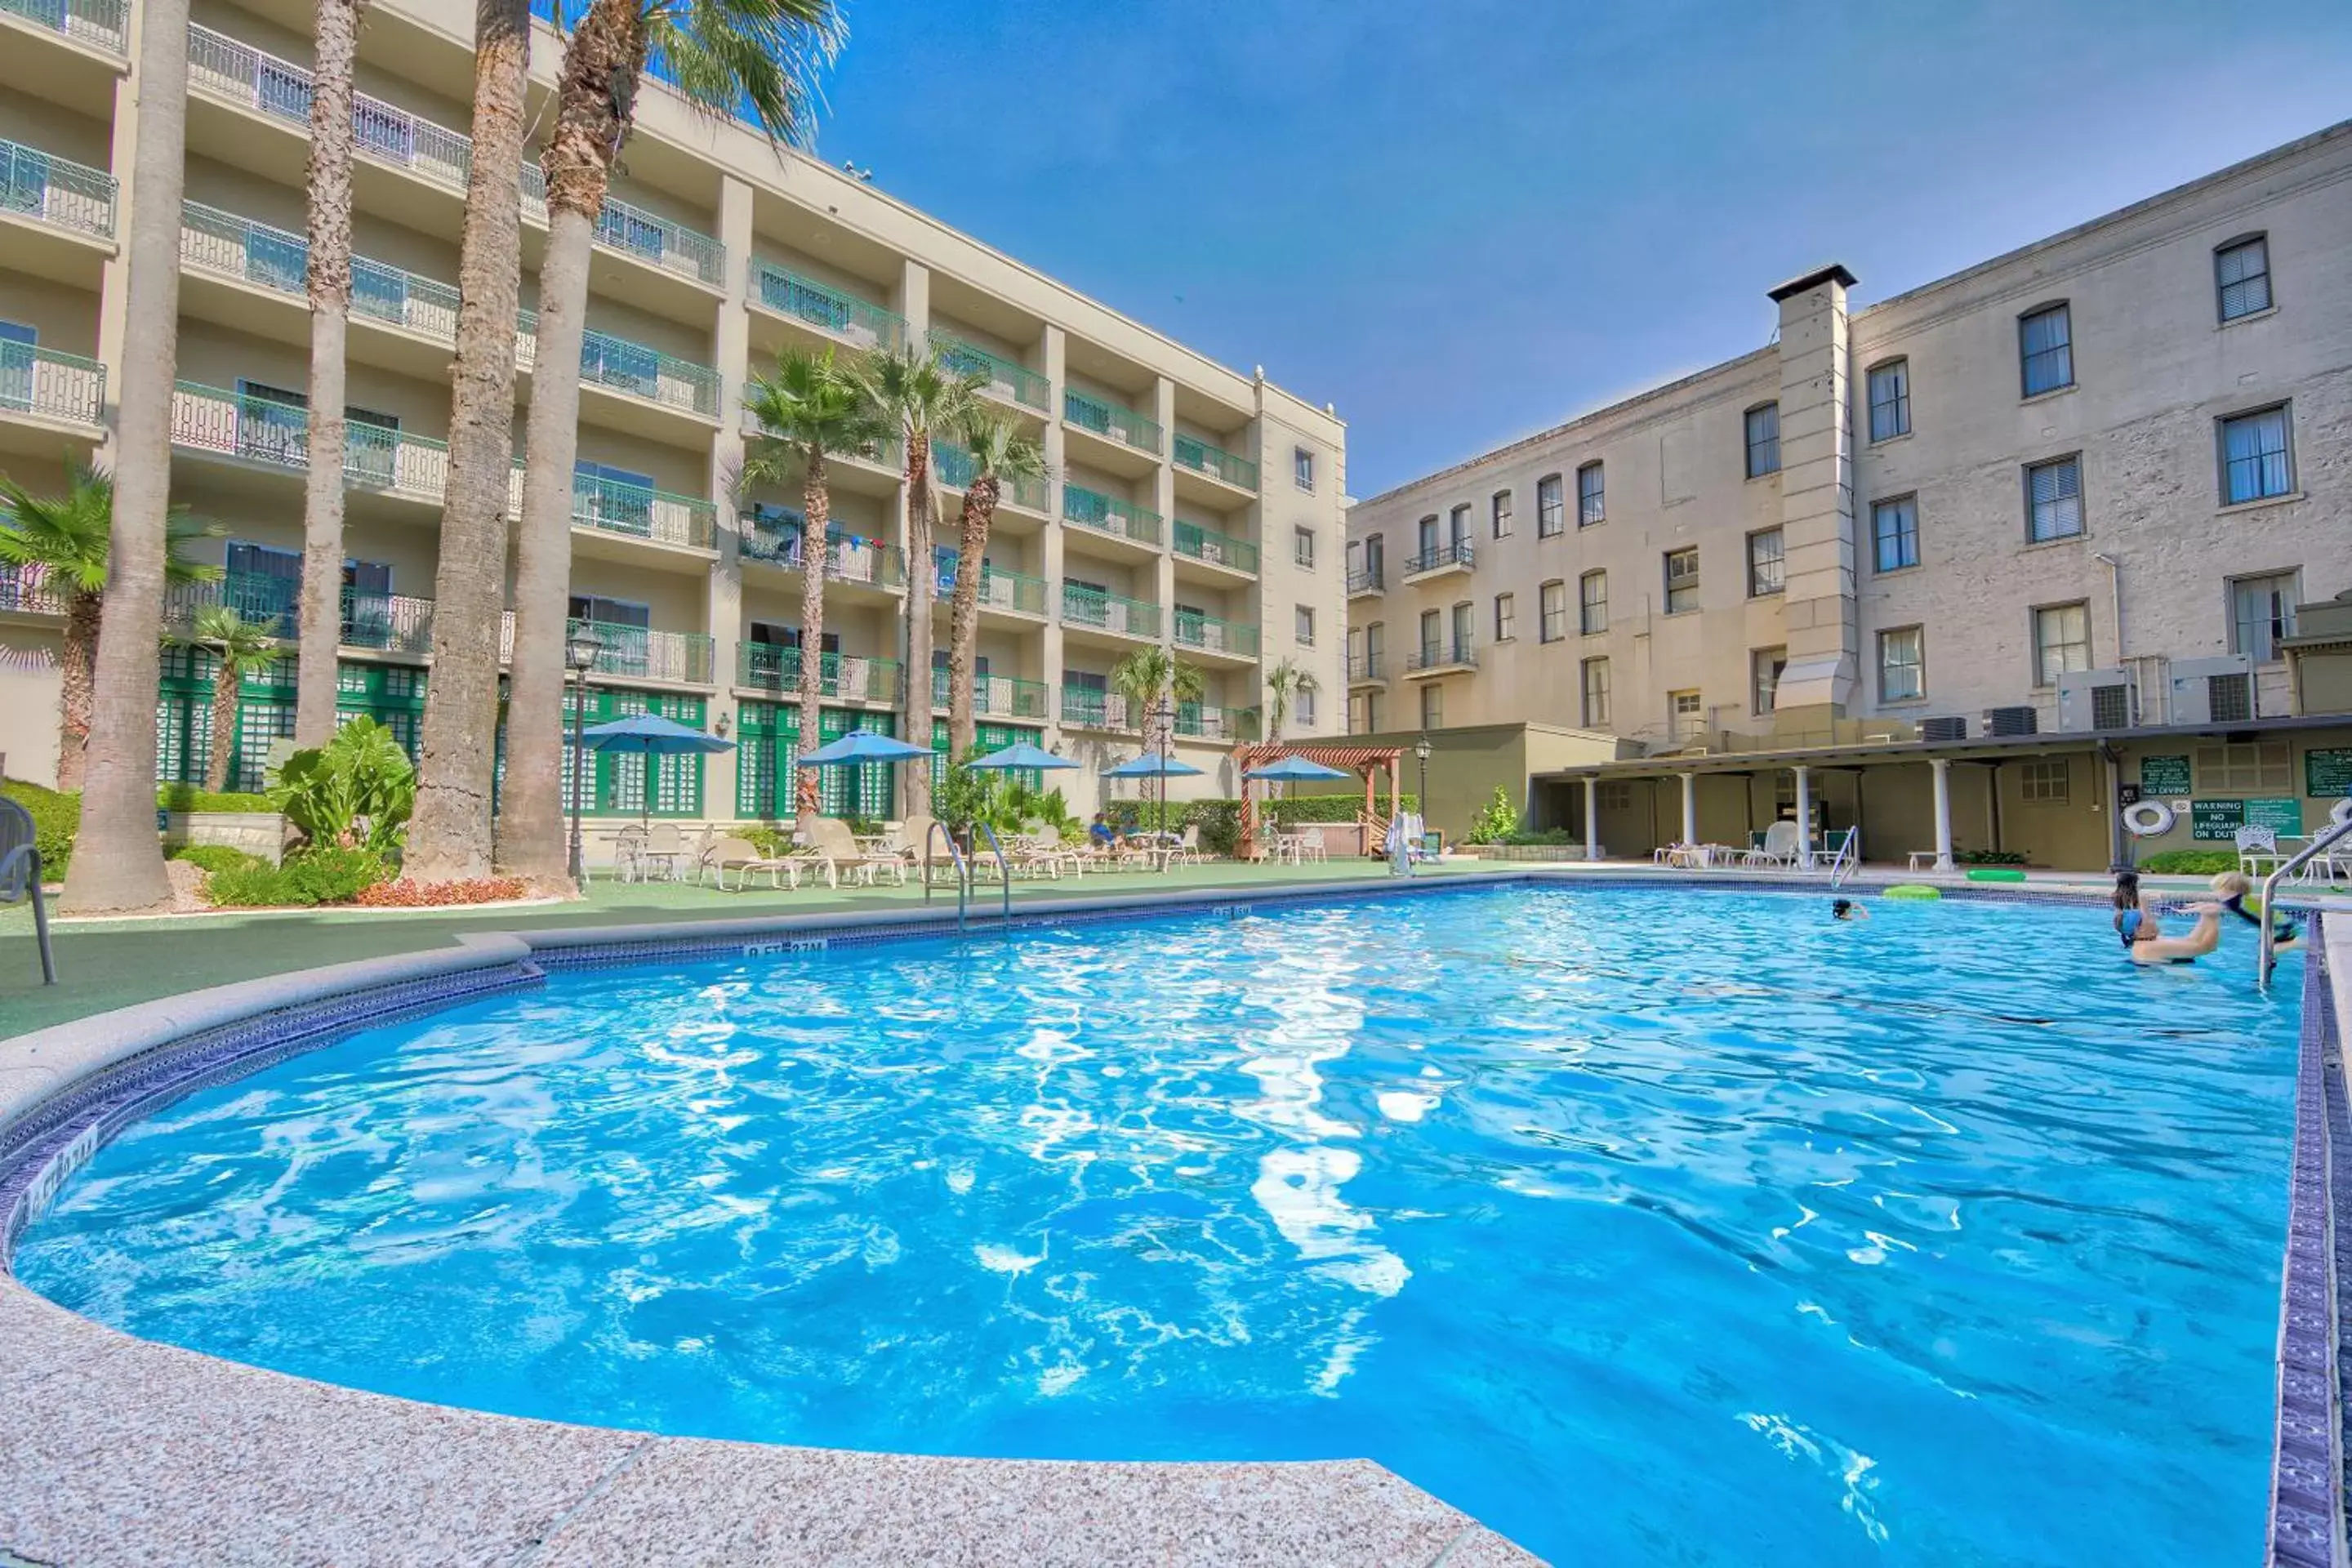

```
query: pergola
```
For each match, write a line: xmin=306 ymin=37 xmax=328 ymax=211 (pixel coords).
xmin=1228 ymin=742 xmax=1405 ymax=860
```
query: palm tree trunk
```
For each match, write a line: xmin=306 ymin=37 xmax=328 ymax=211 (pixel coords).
xmin=293 ymin=0 xmax=365 ymax=746
xmin=899 ymin=439 xmax=936 ymax=817
xmin=498 ymin=0 xmax=636 ymax=885
xmin=794 ymin=454 xmax=831 ymax=822
xmin=403 ymin=0 xmax=531 ymax=884
xmin=60 ymin=0 xmax=191 ymax=914
xmin=944 ymin=479 xmax=996 ymax=758
xmin=206 ymin=661 xmax=238 ymax=792
xmin=54 ymin=593 xmax=100 ymax=792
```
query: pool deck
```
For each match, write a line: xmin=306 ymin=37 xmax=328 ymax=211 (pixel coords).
xmin=3 ymin=862 xmax=2346 ymax=1566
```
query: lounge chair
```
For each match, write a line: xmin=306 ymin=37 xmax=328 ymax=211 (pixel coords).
xmin=702 ymin=835 xmax=805 ymax=891
xmin=1018 ymin=823 xmax=1085 ymax=878
xmin=1744 ymin=820 xmax=1802 ymax=869
xmin=805 ymin=817 xmax=907 ymax=886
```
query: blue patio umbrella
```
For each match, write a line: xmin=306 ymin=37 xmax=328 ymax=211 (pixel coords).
xmin=965 ymin=741 xmax=1080 ymax=772
xmin=1242 ymin=755 xmax=1353 ymax=782
xmin=795 ymin=731 xmax=933 ymax=766
xmin=578 ymin=713 xmax=733 ymax=826
xmin=1102 ymin=753 xmax=1205 ymax=778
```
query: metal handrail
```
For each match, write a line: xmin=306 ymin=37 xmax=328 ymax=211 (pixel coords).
xmin=1825 ymin=827 xmax=1861 ymax=888
xmin=2260 ymin=812 xmax=2352 ymax=984
xmin=973 ymin=822 xmax=1013 ymax=929
xmin=920 ymin=818 xmax=969 ymax=933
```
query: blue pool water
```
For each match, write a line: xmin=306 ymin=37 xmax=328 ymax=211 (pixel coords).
xmin=15 ymin=887 xmax=2301 ymax=1565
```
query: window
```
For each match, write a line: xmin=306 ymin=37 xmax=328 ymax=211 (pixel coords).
xmin=1747 ymin=528 xmax=1785 ymax=597
xmin=1871 ymin=496 xmax=1919 ymax=572
xmin=1579 ymin=569 xmax=1607 ymax=635
xmin=1294 ymin=526 xmax=1316 ymax=568
xmin=2020 ymin=760 xmax=2070 ymax=804
xmin=2220 ymin=406 xmax=2292 ymax=504
xmin=1536 ymin=474 xmax=1564 ymax=537
xmin=1581 ymin=657 xmax=1610 ymax=728
xmin=1420 ymin=684 xmax=1443 ymax=729
xmin=577 ymin=458 xmax=657 ymax=532
xmin=568 ymin=593 xmax=649 ymax=628
xmin=2230 ymin=572 xmax=2300 ymax=661
xmin=1417 ymin=514 xmax=1439 ymax=557
xmin=1577 ymin=461 xmax=1605 ymax=527
xmin=1296 ymin=685 xmax=1316 ymax=727
xmin=1597 ymin=780 xmax=1633 ymax=811
xmin=1419 ymin=608 xmax=1441 ymax=662
xmin=1751 ymin=647 xmax=1786 ymax=715
xmin=1539 ymin=581 xmax=1566 ymax=643
xmin=1448 ymin=503 xmax=1471 ymax=547
xmin=1867 ymin=359 xmax=1910 ymax=441
xmin=2194 ymin=740 xmax=2292 ymax=793
xmin=1878 ymin=626 xmax=1925 ymax=702
xmin=1294 ymin=447 xmax=1315 ymax=492
xmin=2216 ymin=235 xmax=2271 ymax=322
xmin=1295 ymin=605 xmax=1316 ymax=646
xmin=1744 ymin=403 xmax=1780 ymax=478
xmin=1664 ymin=547 xmax=1700 ymax=613
xmin=1451 ymin=600 xmax=1473 ymax=653
xmin=1668 ymin=688 xmax=1704 ymax=741
xmin=2026 ymin=456 xmax=2083 ymax=542
xmin=1494 ymin=592 xmax=1517 ymax=643
xmin=2019 ymin=303 xmax=2074 ymax=396
xmin=2032 ymin=602 xmax=2091 ymax=687
xmin=1490 ymin=489 xmax=1513 ymax=539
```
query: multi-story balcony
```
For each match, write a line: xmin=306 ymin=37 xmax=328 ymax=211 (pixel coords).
xmin=1062 ymin=483 xmax=1162 ymax=549
xmin=737 ymin=642 xmax=901 ymax=703
xmin=0 ymin=136 xmax=117 ymax=246
xmin=1405 ymin=639 xmax=1478 ymax=678
xmin=1347 ymin=565 xmax=1384 ymax=599
xmin=1062 ymin=387 xmax=1161 ymax=474
xmin=527 ymin=318 xmax=722 ymax=421
xmin=1174 ymin=703 xmax=1260 ymax=743
xmin=339 ymin=588 xmax=438 ymax=657
xmin=929 ymin=667 xmax=1049 ymax=720
xmin=521 ymin=175 xmax=726 ymax=288
xmin=1402 ymin=541 xmax=1476 ymax=582
xmin=170 ymin=381 xmax=451 ymax=503
xmin=738 ymin=514 xmax=907 ymax=591
xmin=934 ymin=439 xmax=1049 ymax=515
xmin=750 ymin=260 xmax=906 ymax=353
xmin=569 ymin=617 xmax=714 ymax=685
xmin=1348 ymin=653 xmax=1386 ymax=687
xmin=1060 ymin=686 xmax=1141 ymax=733
xmin=0 ymin=343 xmax=105 ymax=433
xmin=929 ymin=330 xmax=1049 ymax=415
xmin=0 ymin=564 xmax=70 ymax=617
xmin=925 ymin=558 xmax=1049 ymax=618
xmin=560 ymin=470 xmax=718 ymax=552
xmin=1173 ymin=611 xmax=1259 ymax=660
xmin=1 ymin=0 xmax=128 ymax=54
xmin=1171 ymin=433 xmax=1258 ymax=495
xmin=1171 ymin=521 xmax=1259 ymax=576
xmin=1061 ymin=584 xmax=1161 ymax=641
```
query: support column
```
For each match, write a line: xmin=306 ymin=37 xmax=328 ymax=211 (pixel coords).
xmin=1930 ymin=756 xmax=1954 ymax=872
xmin=1793 ymin=765 xmax=1815 ymax=870
xmin=1584 ymin=777 xmax=1601 ymax=861
xmin=704 ymin=174 xmax=754 ymax=822
xmin=1679 ymin=771 xmax=1698 ymax=849
xmin=1040 ymin=324 xmax=1070 ymax=778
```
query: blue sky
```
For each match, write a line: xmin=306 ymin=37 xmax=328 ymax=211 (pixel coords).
xmin=811 ymin=1 xmax=2352 ymax=497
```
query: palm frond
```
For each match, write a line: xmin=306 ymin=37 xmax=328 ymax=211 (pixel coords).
xmin=956 ymin=407 xmax=1047 ymax=484
xmin=643 ymin=0 xmax=843 ymax=148
xmin=0 ymin=459 xmax=220 ymax=594
xmin=740 ymin=345 xmax=887 ymax=485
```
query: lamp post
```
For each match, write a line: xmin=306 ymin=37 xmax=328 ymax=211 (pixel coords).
xmin=1414 ymin=732 xmax=1432 ymax=817
xmin=564 ymin=629 xmax=603 ymax=885
xmin=1150 ymin=695 xmax=1175 ymax=836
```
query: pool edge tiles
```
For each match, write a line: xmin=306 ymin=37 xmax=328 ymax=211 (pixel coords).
xmin=2276 ymin=911 xmax=2344 ymax=1568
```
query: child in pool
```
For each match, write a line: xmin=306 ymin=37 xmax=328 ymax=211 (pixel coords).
xmin=2210 ymin=870 xmax=2301 ymax=951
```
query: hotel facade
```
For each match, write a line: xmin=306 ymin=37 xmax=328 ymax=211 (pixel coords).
xmin=1345 ymin=122 xmax=2352 ymax=870
xmin=0 ymin=0 xmax=1347 ymax=822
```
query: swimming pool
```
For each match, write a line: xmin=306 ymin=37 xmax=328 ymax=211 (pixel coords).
xmin=11 ymin=885 xmax=2301 ymax=1565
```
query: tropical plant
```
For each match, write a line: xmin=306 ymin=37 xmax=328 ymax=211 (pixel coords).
xmin=1466 ymin=785 xmax=1521 ymax=845
xmin=942 ymin=408 xmax=1045 ymax=757
xmin=170 ymin=605 xmax=283 ymax=793
xmin=0 ymin=462 xmax=216 ymax=794
xmin=205 ymin=844 xmax=390 ymax=907
xmin=500 ymin=0 xmax=840 ymax=879
xmin=1108 ymin=645 xmax=1206 ymax=740
xmin=853 ymin=345 xmax=984 ymax=819
xmin=266 ymin=715 xmax=416 ymax=855
xmin=403 ymin=0 xmax=537 ymax=884
xmin=292 ymin=0 xmax=369 ymax=746
xmin=1263 ymin=656 xmax=1319 ymax=745
xmin=737 ymin=347 xmax=887 ymax=824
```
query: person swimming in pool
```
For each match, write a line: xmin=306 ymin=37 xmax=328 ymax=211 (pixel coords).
xmin=1832 ymin=898 xmax=1869 ymax=921
xmin=2113 ymin=870 xmax=2145 ymax=948
xmin=2124 ymin=899 xmax=2226 ymax=965
xmin=2211 ymin=870 xmax=2302 ymax=952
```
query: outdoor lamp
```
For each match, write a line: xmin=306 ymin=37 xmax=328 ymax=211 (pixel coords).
xmin=565 ymin=630 xmax=604 ymax=885
xmin=1414 ymin=733 xmax=1432 ymax=818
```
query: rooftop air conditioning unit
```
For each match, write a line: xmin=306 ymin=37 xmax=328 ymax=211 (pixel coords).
xmin=1983 ymin=705 xmax=2038 ymax=737
xmin=2168 ymin=656 xmax=2256 ymax=725
xmin=2056 ymin=668 xmax=2137 ymax=733
xmin=1920 ymin=716 xmax=1968 ymax=743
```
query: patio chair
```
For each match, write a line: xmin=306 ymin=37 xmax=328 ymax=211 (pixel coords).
xmin=704 ymin=835 xmax=805 ymax=891
xmin=0 ymin=795 xmax=56 ymax=984
xmin=2235 ymin=825 xmax=2283 ymax=880
xmin=611 ymin=822 xmax=650 ymax=882
xmin=637 ymin=822 xmax=688 ymax=882
xmin=1296 ymin=826 xmax=1328 ymax=864
xmin=1166 ymin=823 xmax=1204 ymax=867
xmin=1022 ymin=823 xmax=1086 ymax=878
xmin=1744 ymin=820 xmax=1802 ymax=869
xmin=806 ymin=817 xmax=906 ymax=886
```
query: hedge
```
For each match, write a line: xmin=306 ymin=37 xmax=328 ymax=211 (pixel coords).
xmin=2136 ymin=849 xmax=2240 ymax=875
xmin=1106 ymin=793 xmax=1419 ymax=857
xmin=1 ymin=780 xmax=280 ymax=880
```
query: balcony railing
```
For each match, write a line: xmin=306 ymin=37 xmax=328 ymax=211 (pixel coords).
xmin=978 ymin=565 xmax=1047 ymax=617
xmin=1060 ymin=687 xmax=1139 ymax=733
xmin=581 ymin=187 xmax=725 ymax=287
xmin=1061 ymin=584 xmax=1160 ymax=639
xmin=171 ymin=381 xmax=450 ymax=500
xmin=929 ymin=330 xmax=1049 ymax=412
xmin=563 ymin=471 xmax=716 ymax=550
xmin=510 ymin=312 xmax=721 ymax=416
xmin=189 ymin=24 xmax=474 ymax=195
xmin=1 ymin=342 xmax=105 ymax=426
xmin=339 ymin=588 xmax=437 ymax=656
xmin=0 ymin=564 xmax=70 ymax=616
xmin=1347 ymin=565 xmax=1384 ymax=595
xmin=1404 ymin=541 xmax=1475 ymax=576
xmin=750 ymin=260 xmax=906 ymax=351
xmin=1407 ymin=639 xmax=1478 ymax=673
xmin=933 ymin=440 xmax=1049 ymax=513
xmin=2 ymin=0 xmax=127 ymax=53
xmin=1062 ymin=388 xmax=1161 ymax=454
xmin=1062 ymin=483 xmax=1162 ymax=546
xmin=1172 ymin=434 xmax=1257 ymax=490
xmin=0 ymin=136 xmax=118 ymax=239
xmin=1347 ymin=653 xmax=1385 ymax=683
xmin=930 ymin=668 xmax=1049 ymax=719
xmin=1173 ymin=612 xmax=1259 ymax=657
xmin=1174 ymin=703 xmax=1260 ymax=742
xmin=164 ymin=569 xmax=300 ymax=637
xmin=570 ymin=617 xmax=713 ymax=684
xmin=1171 ymin=521 xmax=1259 ymax=575
xmin=737 ymin=642 xmax=899 ymax=703
xmin=738 ymin=517 xmax=906 ymax=588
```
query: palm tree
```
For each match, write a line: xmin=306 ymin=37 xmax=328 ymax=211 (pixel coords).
xmin=500 ymin=0 xmax=841 ymax=882
xmin=1108 ymin=644 xmax=1204 ymax=832
xmin=292 ymin=0 xmax=369 ymax=747
xmin=0 ymin=463 xmax=215 ymax=793
xmin=172 ymin=606 xmax=283 ymax=792
xmin=739 ymin=347 xmax=886 ymax=823
xmin=403 ymin=0 xmax=536 ymax=884
xmin=1263 ymin=657 xmax=1319 ymax=745
xmin=853 ymin=346 xmax=983 ymax=818
xmin=942 ymin=408 xmax=1044 ymax=757
xmin=62 ymin=0 xmax=194 ymax=913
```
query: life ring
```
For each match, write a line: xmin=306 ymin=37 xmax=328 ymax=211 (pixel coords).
xmin=2122 ymin=800 xmax=2176 ymax=837
xmin=2333 ymin=795 xmax=2352 ymax=827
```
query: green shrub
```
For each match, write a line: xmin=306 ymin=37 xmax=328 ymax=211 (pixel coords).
xmin=2137 ymin=849 xmax=2239 ymax=875
xmin=158 ymin=785 xmax=274 ymax=813
xmin=169 ymin=844 xmax=265 ymax=875
xmin=1957 ymin=849 xmax=2028 ymax=866
xmin=1466 ymin=786 xmax=1520 ymax=845
xmin=267 ymin=718 xmax=414 ymax=855
xmin=204 ymin=846 xmax=387 ymax=907
xmin=2 ymin=778 xmax=78 ymax=878
xmin=1501 ymin=826 xmax=1579 ymax=845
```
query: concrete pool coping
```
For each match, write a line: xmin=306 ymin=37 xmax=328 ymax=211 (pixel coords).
xmin=2 ymin=869 xmax=2345 ymax=1566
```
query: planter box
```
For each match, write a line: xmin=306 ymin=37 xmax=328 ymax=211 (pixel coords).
xmin=1459 ymin=843 xmax=1592 ymax=862
xmin=162 ymin=810 xmax=287 ymax=866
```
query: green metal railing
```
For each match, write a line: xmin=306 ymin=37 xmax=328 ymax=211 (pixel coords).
xmin=0 ymin=341 xmax=105 ymax=425
xmin=2 ymin=0 xmax=127 ymax=51
xmin=1173 ymin=612 xmax=1260 ymax=657
xmin=933 ymin=440 xmax=1048 ymax=513
xmin=1174 ymin=703 xmax=1260 ymax=742
xmin=1172 ymin=433 xmax=1258 ymax=490
xmin=169 ymin=381 xmax=450 ymax=499
xmin=929 ymin=330 xmax=1049 ymax=412
xmin=738 ymin=514 xmax=906 ymax=588
xmin=164 ymin=570 xmax=299 ymax=636
xmin=339 ymin=589 xmax=437 ymax=655
xmin=515 ymin=165 xmax=724 ymax=285
xmin=570 ymin=617 xmax=713 ymax=684
xmin=0 ymin=564 xmax=69 ymax=616
xmin=510 ymin=310 xmax=720 ymax=416
xmin=979 ymin=565 xmax=1047 ymax=616
xmin=737 ymin=642 xmax=900 ymax=702
xmin=1062 ymin=387 xmax=1161 ymax=453
xmin=1059 ymin=687 xmax=1138 ymax=732
xmin=567 ymin=471 xmax=716 ymax=550
xmin=1061 ymin=583 xmax=1160 ymax=639
xmin=189 ymin=24 xmax=474 ymax=195
xmin=1171 ymin=521 xmax=1259 ymax=574
xmin=930 ymin=667 xmax=1048 ymax=719
xmin=1 ymin=135 xmax=118 ymax=239
xmin=750 ymin=260 xmax=906 ymax=351
xmin=1062 ymin=483 xmax=1163 ymax=546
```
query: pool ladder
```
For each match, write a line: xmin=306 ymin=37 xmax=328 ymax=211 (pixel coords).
xmin=921 ymin=819 xmax=1013 ymax=936
xmin=2258 ymin=810 xmax=2352 ymax=987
